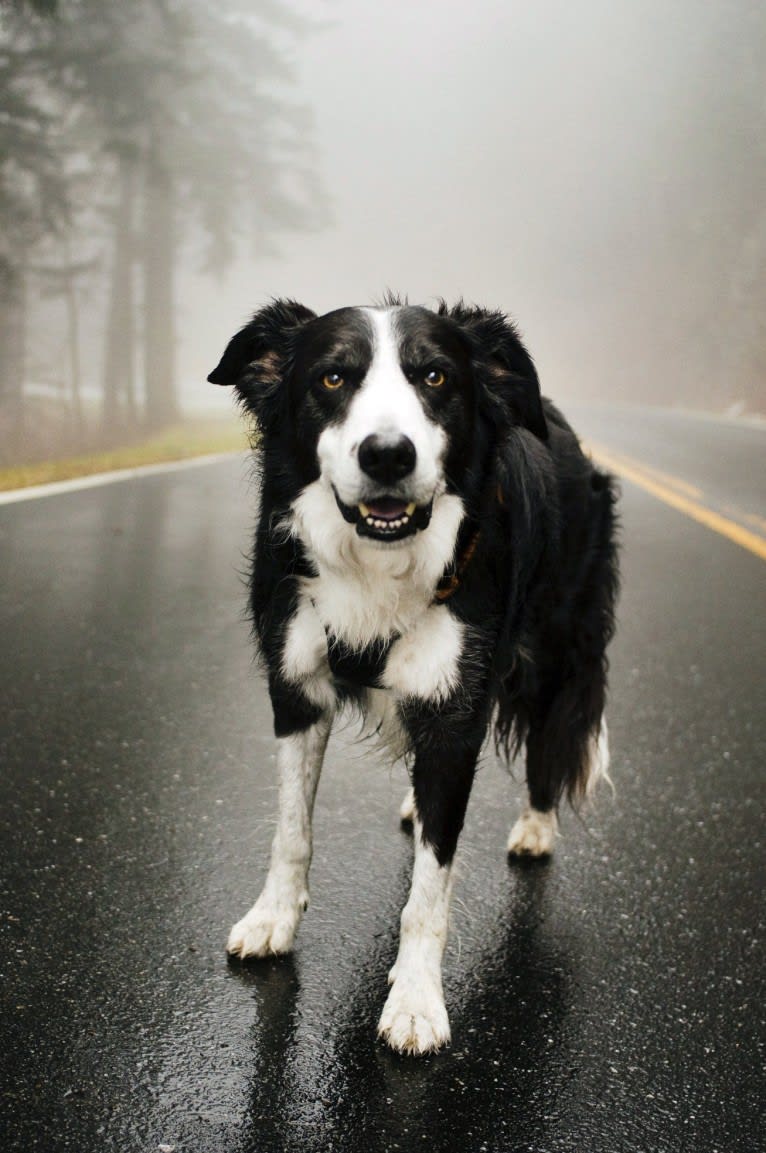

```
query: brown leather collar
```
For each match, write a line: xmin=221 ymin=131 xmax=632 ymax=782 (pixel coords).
xmin=432 ymin=526 xmax=481 ymax=604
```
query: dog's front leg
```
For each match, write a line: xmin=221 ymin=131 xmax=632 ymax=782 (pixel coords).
xmin=377 ymin=818 xmax=454 ymax=1054
xmin=378 ymin=720 xmax=479 ymax=1055
xmin=227 ymin=713 xmax=332 ymax=959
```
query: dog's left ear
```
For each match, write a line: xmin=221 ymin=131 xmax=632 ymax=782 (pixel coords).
xmin=207 ymin=300 xmax=316 ymax=419
xmin=440 ymin=302 xmax=548 ymax=442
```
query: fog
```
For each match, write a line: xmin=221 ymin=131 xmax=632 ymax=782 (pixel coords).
xmin=194 ymin=0 xmax=765 ymax=413
xmin=1 ymin=0 xmax=764 ymax=465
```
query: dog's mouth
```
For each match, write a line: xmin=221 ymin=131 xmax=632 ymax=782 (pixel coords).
xmin=333 ymin=489 xmax=433 ymax=541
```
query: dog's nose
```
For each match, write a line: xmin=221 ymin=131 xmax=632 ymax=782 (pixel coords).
xmin=358 ymin=433 xmax=416 ymax=484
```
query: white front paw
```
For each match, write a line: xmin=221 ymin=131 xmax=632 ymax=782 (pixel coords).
xmin=226 ymin=889 xmax=307 ymax=959
xmin=507 ymin=807 xmax=558 ymax=857
xmin=377 ymin=976 xmax=451 ymax=1055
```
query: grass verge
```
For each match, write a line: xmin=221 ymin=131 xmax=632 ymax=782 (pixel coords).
xmin=0 ymin=418 xmax=252 ymax=492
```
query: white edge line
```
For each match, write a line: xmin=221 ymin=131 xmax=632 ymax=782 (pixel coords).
xmin=0 ymin=452 xmax=243 ymax=506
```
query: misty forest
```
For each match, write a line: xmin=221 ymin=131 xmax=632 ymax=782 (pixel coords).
xmin=1 ymin=0 xmax=764 ymax=472
xmin=0 ymin=0 xmax=322 ymax=464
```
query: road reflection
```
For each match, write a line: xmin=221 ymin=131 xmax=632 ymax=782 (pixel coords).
xmin=235 ymin=859 xmax=575 ymax=1153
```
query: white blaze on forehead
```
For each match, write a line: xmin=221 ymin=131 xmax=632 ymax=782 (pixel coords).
xmin=355 ymin=308 xmax=438 ymax=443
xmin=316 ymin=307 xmax=446 ymax=506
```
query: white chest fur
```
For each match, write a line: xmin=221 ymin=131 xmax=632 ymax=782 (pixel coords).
xmin=282 ymin=484 xmax=466 ymax=706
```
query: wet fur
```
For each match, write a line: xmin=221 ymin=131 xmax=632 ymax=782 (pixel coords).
xmin=209 ymin=297 xmax=619 ymax=1053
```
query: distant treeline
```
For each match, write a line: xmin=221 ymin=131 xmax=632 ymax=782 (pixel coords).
xmin=0 ymin=0 xmax=324 ymax=457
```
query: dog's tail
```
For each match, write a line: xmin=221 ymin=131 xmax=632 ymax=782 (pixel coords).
xmin=494 ymin=465 xmax=620 ymax=807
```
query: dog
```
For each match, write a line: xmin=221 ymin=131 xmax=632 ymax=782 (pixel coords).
xmin=208 ymin=297 xmax=619 ymax=1055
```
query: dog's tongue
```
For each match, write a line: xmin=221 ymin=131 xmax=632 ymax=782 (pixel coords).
xmin=364 ymin=497 xmax=410 ymax=521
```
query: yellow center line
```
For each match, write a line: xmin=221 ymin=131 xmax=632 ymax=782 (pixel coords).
xmin=595 ymin=449 xmax=703 ymax=500
xmin=585 ymin=442 xmax=766 ymax=563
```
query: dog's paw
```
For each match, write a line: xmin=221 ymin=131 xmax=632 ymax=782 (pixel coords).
xmin=507 ymin=807 xmax=558 ymax=858
xmin=226 ymin=892 xmax=307 ymax=959
xmin=377 ymin=978 xmax=451 ymax=1055
xmin=399 ymin=786 xmax=416 ymax=825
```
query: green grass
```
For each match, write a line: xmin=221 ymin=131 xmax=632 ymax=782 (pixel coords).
xmin=0 ymin=418 xmax=253 ymax=492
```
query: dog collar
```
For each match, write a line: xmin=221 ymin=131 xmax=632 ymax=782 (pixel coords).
xmin=433 ymin=526 xmax=481 ymax=604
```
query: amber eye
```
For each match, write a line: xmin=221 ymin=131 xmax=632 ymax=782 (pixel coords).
xmin=321 ymin=372 xmax=344 ymax=390
xmin=424 ymin=369 xmax=446 ymax=388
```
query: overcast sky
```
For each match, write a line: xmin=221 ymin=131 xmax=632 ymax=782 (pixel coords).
xmin=189 ymin=0 xmax=764 ymax=413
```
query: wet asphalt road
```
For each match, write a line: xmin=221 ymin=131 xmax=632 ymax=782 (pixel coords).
xmin=1 ymin=407 xmax=764 ymax=1152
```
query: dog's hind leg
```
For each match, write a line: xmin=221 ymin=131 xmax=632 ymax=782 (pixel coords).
xmin=399 ymin=785 xmax=416 ymax=824
xmin=227 ymin=712 xmax=332 ymax=958
xmin=507 ymin=663 xmax=610 ymax=859
xmin=507 ymin=803 xmax=559 ymax=858
xmin=509 ymin=472 xmax=618 ymax=858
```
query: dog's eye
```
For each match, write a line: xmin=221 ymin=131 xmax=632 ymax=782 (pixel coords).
xmin=321 ymin=372 xmax=344 ymax=391
xmin=424 ymin=369 xmax=446 ymax=388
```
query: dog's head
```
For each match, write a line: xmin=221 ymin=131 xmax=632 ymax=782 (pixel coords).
xmin=209 ymin=299 xmax=547 ymax=544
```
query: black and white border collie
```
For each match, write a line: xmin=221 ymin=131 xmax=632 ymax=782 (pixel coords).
xmin=208 ymin=298 xmax=619 ymax=1055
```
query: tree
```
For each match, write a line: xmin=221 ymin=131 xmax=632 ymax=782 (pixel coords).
xmin=57 ymin=0 xmax=326 ymax=429
xmin=0 ymin=0 xmax=326 ymax=445
xmin=0 ymin=1 xmax=70 ymax=425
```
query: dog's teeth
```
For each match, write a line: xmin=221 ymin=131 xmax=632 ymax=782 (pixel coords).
xmin=359 ymin=502 xmax=370 ymax=517
xmin=405 ymin=502 xmax=416 ymax=516
xmin=362 ymin=510 xmax=412 ymax=534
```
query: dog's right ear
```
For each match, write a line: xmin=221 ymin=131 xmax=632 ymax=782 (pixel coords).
xmin=207 ymin=300 xmax=316 ymax=417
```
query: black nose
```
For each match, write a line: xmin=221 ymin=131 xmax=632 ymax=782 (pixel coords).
xmin=358 ymin=433 xmax=416 ymax=484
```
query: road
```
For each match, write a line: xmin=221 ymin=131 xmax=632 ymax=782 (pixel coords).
xmin=1 ymin=407 xmax=763 ymax=1152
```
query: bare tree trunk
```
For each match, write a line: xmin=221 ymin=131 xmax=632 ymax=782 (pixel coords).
xmin=64 ymin=270 xmax=84 ymax=437
xmin=0 ymin=258 xmax=27 ymax=442
xmin=143 ymin=134 xmax=178 ymax=428
xmin=102 ymin=152 xmax=136 ymax=429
